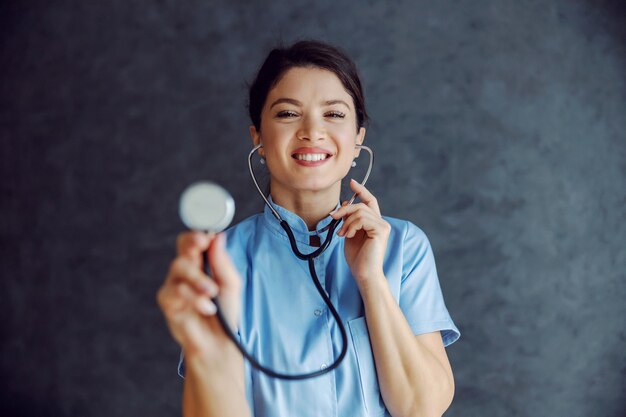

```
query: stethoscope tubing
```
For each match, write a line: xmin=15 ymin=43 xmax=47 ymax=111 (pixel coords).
xmin=204 ymin=143 xmax=374 ymax=380
xmin=248 ymin=144 xmax=374 ymax=234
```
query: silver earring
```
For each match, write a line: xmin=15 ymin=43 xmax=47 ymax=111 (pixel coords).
xmin=351 ymin=159 xmax=357 ymax=167
xmin=260 ymin=157 xmax=266 ymax=165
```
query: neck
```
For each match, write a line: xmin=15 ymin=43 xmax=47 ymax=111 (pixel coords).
xmin=270 ymin=181 xmax=341 ymax=231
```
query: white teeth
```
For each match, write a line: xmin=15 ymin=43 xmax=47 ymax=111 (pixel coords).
xmin=294 ymin=153 xmax=329 ymax=161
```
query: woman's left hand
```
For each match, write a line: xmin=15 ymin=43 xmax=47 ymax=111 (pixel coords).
xmin=330 ymin=179 xmax=391 ymax=287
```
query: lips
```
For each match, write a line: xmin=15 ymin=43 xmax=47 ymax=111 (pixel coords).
xmin=291 ymin=147 xmax=334 ymax=160
xmin=291 ymin=147 xmax=334 ymax=166
xmin=293 ymin=153 xmax=330 ymax=161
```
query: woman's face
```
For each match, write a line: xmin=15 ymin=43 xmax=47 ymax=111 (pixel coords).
xmin=249 ymin=66 xmax=366 ymax=196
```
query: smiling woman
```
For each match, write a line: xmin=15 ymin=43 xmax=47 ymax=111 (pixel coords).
xmin=249 ymin=66 xmax=366 ymax=221
xmin=156 ymin=40 xmax=460 ymax=417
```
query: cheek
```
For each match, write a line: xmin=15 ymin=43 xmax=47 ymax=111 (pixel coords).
xmin=259 ymin=127 xmax=287 ymax=154
xmin=335 ymin=131 xmax=359 ymax=157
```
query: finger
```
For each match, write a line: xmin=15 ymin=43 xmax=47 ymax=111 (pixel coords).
xmin=345 ymin=217 xmax=386 ymax=239
xmin=330 ymin=202 xmax=373 ymax=221
xmin=207 ymin=233 xmax=241 ymax=292
xmin=328 ymin=199 xmax=348 ymax=214
xmin=207 ymin=233 xmax=242 ymax=327
xmin=338 ymin=211 xmax=380 ymax=237
xmin=337 ymin=209 xmax=366 ymax=236
xmin=176 ymin=231 xmax=216 ymax=265
xmin=348 ymin=179 xmax=381 ymax=215
xmin=158 ymin=281 xmax=198 ymax=316
xmin=167 ymin=257 xmax=219 ymax=297
xmin=195 ymin=296 xmax=217 ymax=316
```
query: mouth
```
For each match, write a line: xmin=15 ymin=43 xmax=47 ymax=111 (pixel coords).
xmin=291 ymin=153 xmax=332 ymax=161
xmin=291 ymin=147 xmax=334 ymax=162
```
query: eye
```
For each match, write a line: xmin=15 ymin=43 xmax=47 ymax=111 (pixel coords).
xmin=276 ymin=110 xmax=299 ymax=118
xmin=325 ymin=111 xmax=346 ymax=119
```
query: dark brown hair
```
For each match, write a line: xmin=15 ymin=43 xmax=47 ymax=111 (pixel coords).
xmin=248 ymin=40 xmax=368 ymax=132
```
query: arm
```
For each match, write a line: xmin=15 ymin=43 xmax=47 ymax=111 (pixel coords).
xmin=330 ymin=180 xmax=455 ymax=417
xmin=157 ymin=231 xmax=251 ymax=417
xmin=183 ymin=346 xmax=249 ymax=417
xmin=360 ymin=276 xmax=454 ymax=417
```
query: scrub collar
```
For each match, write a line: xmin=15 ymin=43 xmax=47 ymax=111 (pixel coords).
xmin=263 ymin=195 xmax=342 ymax=247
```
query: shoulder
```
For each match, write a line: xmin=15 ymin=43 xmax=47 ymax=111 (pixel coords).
xmin=224 ymin=212 xmax=263 ymax=238
xmin=382 ymin=215 xmax=430 ymax=246
xmin=222 ymin=212 xmax=264 ymax=255
xmin=381 ymin=215 xmax=436 ymax=280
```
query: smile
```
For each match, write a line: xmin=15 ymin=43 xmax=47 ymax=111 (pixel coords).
xmin=292 ymin=153 xmax=330 ymax=161
xmin=290 ymin=147 xmax=334 ymax=166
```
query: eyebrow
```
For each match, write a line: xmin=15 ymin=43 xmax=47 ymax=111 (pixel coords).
xmin=269 ymin=98 xmax=351 ymax=110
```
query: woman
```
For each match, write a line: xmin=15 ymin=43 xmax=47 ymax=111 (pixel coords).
xmin=157 ymin=40 xmax=460 ymax=417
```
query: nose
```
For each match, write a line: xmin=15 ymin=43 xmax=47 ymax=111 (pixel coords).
xmin=296 ymin=115 xmax=326 ymax=141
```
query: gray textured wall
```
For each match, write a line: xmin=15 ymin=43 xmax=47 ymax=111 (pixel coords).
xmin=1 ymin=1 xmax=625 ymax=416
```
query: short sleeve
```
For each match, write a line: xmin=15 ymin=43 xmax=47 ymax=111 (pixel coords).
xmin=399 ymin=221 xmax=460 ymax=347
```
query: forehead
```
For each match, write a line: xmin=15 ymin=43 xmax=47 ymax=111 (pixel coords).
xmin=266 ymin=67 xmax=353 ymax=106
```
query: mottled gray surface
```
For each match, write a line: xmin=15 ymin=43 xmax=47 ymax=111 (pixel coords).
xmin=1 ymin=1 xmax=625 ymax=416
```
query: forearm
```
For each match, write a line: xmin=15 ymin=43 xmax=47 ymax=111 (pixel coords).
xmin=359 ymin=275 xmax=453 ymax=417
xmin=183 ymin=346 xmax=250 ymax=417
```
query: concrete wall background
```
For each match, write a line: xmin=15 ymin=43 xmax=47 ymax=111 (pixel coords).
xmin=1 ymin=1 xmax=625 ymax=416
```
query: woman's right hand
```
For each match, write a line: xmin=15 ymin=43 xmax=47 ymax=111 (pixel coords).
xmin=157 ymin=231 xmax=242 ymax=359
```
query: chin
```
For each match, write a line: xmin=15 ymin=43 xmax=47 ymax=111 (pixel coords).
xmin=285 ymin=177 xmax=337 ymax=191
xmin=272 ymin=170 xmax=345 ymax=194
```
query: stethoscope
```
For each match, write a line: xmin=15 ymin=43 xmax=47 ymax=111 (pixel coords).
xmin=178 ymin=143 xmax=373 ymax=380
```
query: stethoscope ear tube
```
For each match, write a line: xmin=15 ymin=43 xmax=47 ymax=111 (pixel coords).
xmin=248 ymin=144 xmax=374 ymax=232
xmin=202 ymin=143 xmax=374 ymax=380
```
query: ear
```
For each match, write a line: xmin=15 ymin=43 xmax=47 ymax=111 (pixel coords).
xmin=354 ymin=127 xmax=366 ymax=158
xmin=249 ymin=125 xmax=264 ymax=156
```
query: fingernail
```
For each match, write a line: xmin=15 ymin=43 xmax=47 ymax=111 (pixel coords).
xmin=199 ymin=299 xmax=216 ymax=315
xmin=212 ymin=233 xmax=223 ymax=250
xmin=329 ymin=209 xmax=338 ymax=216
xmin=201 ymin=282 xmax=217 ymax=297
xmin=196 ymin=233 xmax=209 ymax=247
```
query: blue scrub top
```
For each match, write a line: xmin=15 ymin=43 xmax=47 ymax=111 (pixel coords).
xmin=178 ymin=196 xmax=460 ymax=417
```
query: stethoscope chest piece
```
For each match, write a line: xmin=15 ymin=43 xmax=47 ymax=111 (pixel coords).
xmin=179 ymin=181 xmax=235 ymax=232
